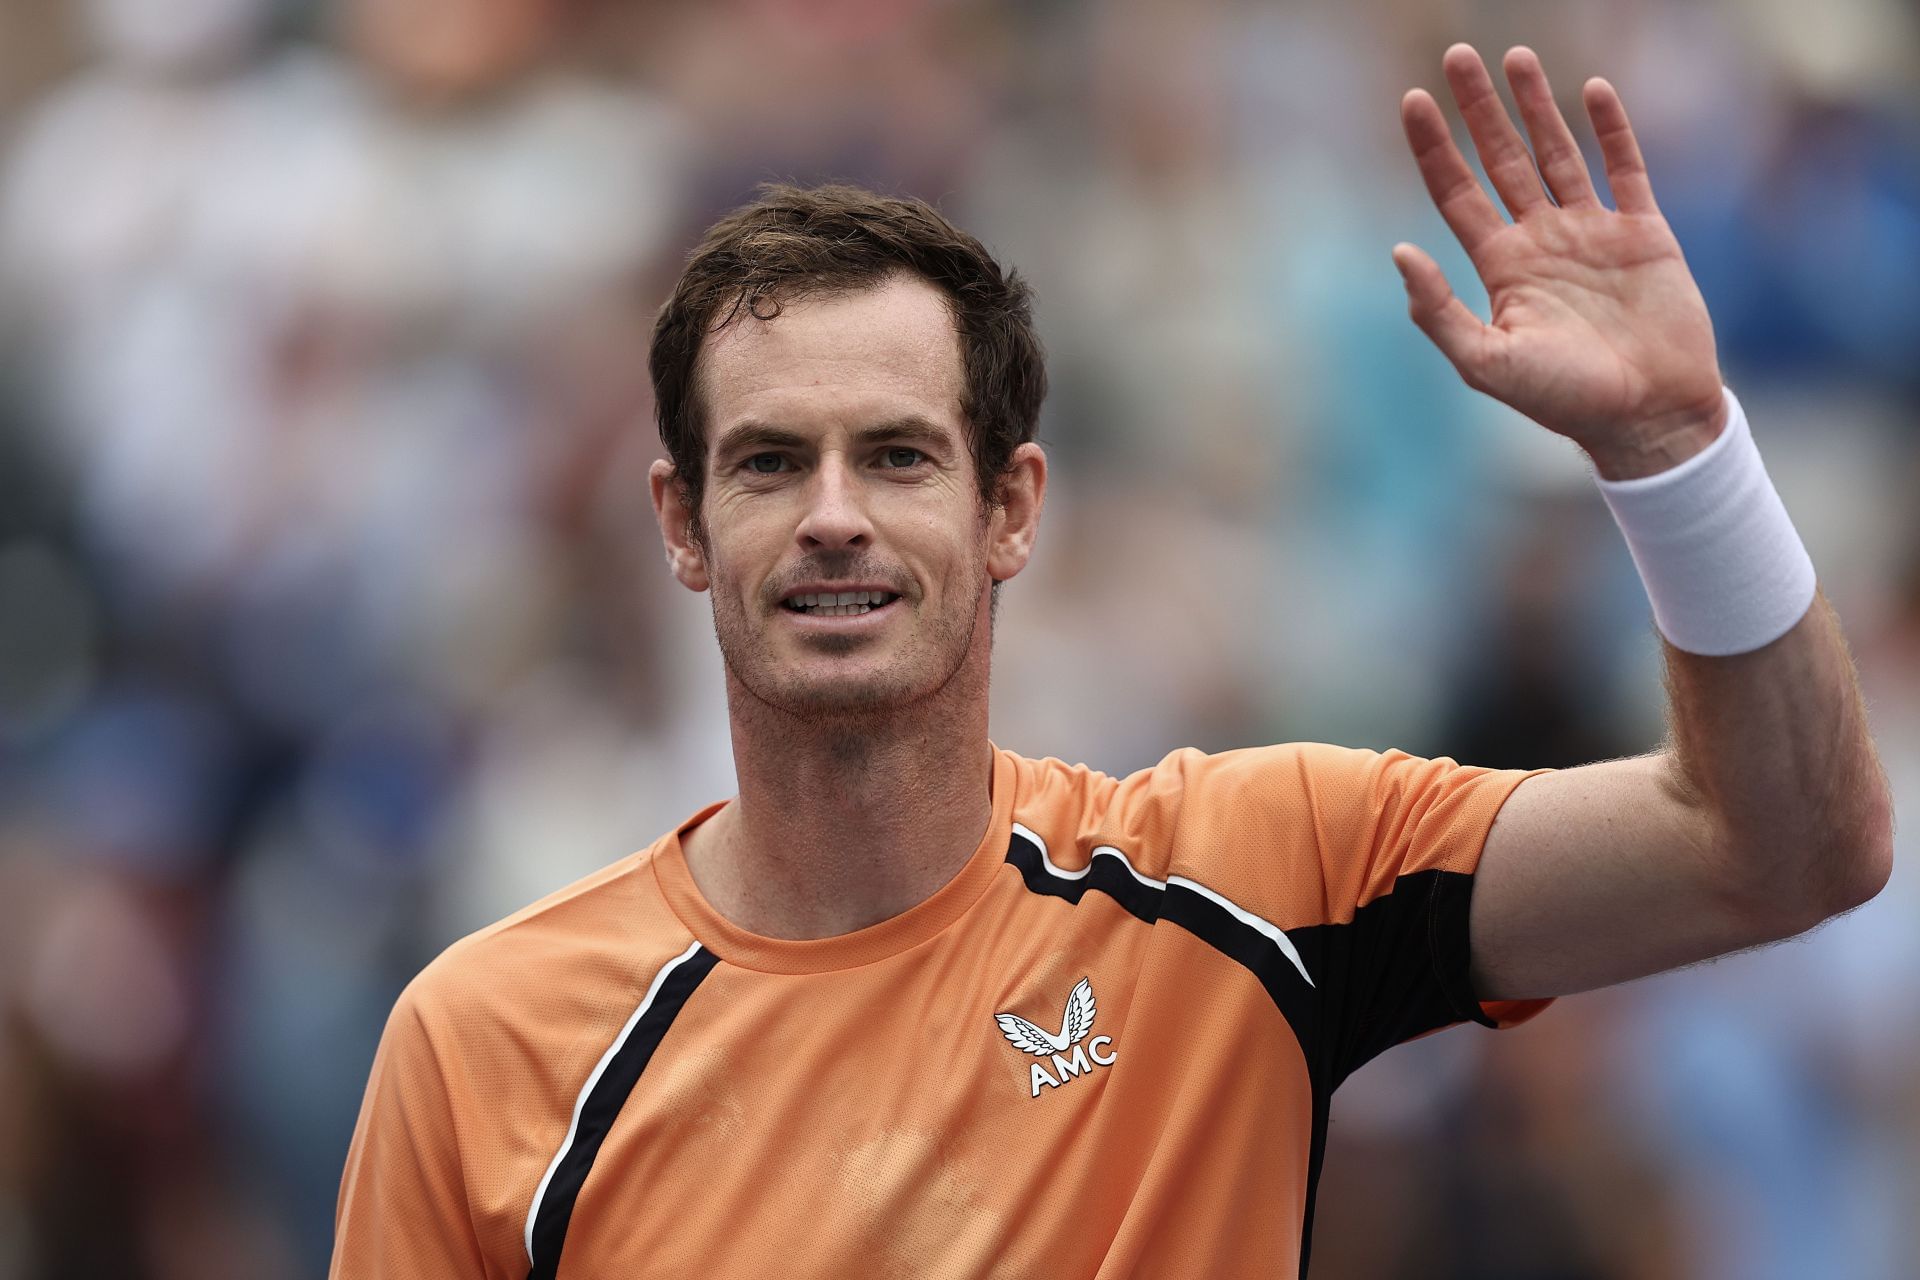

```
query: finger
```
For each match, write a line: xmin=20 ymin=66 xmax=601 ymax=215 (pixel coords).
xmin=1392 ymin=242 xmax=1495 ymax=389
xmin=1583 ymin=76 xmax=1659 ymax=214
xmin=1442 ymin=43 xmax=1551 ymax=219
xmin=1400 ymin=88 xmax=1505 ymax=258
xmin=1502 ymin=46 xmax=1600 ymax=209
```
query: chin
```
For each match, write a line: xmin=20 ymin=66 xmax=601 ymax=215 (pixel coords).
xmin=756 ymin=667 xmax=938 ymax=719
xmin=724 ymin=640 xmax=972 ymax=722
xmin=713 ymin=592 xmax=988 ymax=723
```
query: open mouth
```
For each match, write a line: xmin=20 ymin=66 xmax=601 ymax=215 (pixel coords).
xmin=781 ymin=590 xmax=900 ymax=618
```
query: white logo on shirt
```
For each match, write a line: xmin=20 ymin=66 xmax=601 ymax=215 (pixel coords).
xmin=995 ymin=977 xmax=1118 ymax=1097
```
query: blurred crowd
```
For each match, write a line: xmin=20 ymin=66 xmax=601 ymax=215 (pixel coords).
xmin=0 ymin=0 xmax=1916 ymax=1276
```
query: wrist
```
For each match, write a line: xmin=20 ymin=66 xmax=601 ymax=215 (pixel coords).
xmin=1593 ymin=386 xmax=1816 ymax=657
xmin=1584 ymin=392 xmax=1731 ymax=481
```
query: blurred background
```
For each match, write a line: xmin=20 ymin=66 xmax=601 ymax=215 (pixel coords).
xmin=0 ymin=0 xmax=1916 ymax=1275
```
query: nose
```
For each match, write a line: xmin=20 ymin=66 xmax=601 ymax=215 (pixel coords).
xmin=794 ymin=454 xmax=873 ymax=551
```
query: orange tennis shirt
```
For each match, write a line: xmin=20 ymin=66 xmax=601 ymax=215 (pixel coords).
xmin=331 ymin=743 xmax=1550 ymax=1279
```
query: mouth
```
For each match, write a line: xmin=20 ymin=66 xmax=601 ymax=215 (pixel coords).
xmin=779 ymin=589 xmax=902 ymax=619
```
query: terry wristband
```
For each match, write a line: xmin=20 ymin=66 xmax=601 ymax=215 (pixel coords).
xmin=1594 ymin=386 xmax=1817 ymax=657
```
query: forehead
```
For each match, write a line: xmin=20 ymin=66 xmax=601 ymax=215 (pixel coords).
xmin=698 ymin=274 xmax=966 ymax=446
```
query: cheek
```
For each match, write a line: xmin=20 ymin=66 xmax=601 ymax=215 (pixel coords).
xmin=916 ymin=528 xmax=993 ymax=608
xmin=701 ymin=506 xmax=791 ymax=590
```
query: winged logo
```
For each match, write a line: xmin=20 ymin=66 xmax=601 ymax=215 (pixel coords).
xmin=995 ymin=977 xmax=1096 ymax=1057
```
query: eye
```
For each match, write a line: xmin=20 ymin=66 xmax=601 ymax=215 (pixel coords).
xmin=745 ymin=453 xmax=787 ymax=475
xmin=883 ymin=447 xmax=924 ymax=469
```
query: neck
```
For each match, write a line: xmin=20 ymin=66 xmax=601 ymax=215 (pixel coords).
xmin=685 ymin=657 xmax=996 ymax=941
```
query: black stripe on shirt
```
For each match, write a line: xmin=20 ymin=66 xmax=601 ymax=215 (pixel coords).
xmin=526 ymin=944 xmax=720 ymax=1280
xmin=1283 ymin=868 xmax=1485 ymax=1279
xmin=1005 ymin=829 xmax=1164 ymax=926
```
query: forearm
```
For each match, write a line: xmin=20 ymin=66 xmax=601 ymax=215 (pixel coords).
xmin=1658 ymin=589 xmax=1892 ymax=932
xmin=1581 ymin=381 xmax=1894 ymax=934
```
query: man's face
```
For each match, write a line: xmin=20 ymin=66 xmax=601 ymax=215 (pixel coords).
xmin=651 ymin=274 xmax=1042 ymax=719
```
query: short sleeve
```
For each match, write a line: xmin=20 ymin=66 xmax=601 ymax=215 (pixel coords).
xmin=1286 ymin=743 xmax=1551 ymax=1083
xmin=330 ymin=982 xmax=490 ymax=1279
xmin=1157 ymin=742 xmax=1550 ymax=1090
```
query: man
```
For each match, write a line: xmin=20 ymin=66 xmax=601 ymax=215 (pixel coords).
xmin=330 ymin=44 xmax=1891 ymax=1279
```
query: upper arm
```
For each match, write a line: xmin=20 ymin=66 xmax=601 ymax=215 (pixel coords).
xmin=1468 ymin=750 xmax=1769 ymax=1001
xmin=331 ymin=986 xmax=492 ymax=1280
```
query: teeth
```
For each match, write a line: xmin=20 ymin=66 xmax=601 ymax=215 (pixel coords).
xmin=788 ymin=590 xmax=894 ymax=612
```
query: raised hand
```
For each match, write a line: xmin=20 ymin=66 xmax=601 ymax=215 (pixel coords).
xmin=1396 ymin=44 xmax=1727 ymax=479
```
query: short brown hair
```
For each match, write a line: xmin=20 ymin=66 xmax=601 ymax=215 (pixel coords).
xmin=649 ymin=183 xmax=1046 ymax=533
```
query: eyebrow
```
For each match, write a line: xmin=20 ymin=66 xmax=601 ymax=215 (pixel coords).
xmin=713 ymin=422 xmax=810 ymax=457
xmin=713 ymin=415 xmax=959 ymax=458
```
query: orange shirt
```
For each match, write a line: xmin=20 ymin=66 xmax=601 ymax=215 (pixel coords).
xmin=331 ymin=743 xmax=1549 ymax=1279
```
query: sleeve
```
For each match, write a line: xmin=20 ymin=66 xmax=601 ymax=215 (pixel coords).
xmin=1161 ymin=742 xmax=1551 ymax=1090
xmin=330 ymin=981 xmax=491 ymax=1280
xmin=1288 ymin=743 xmax=1551 ymax=1084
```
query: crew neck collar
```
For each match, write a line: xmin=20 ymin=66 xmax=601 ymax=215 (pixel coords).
xmin=652 ymin=746 xmax=1016 ymax=975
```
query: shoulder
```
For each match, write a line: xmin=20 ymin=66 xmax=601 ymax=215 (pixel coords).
xmin=341 ymin=838 xmax=704 ymax=1265
xmin=395 ymin=838 xmax=697 ymax=1069
xmin=1001 ymin=742 xmax=1530 ymax=914
xmin=1007 ymin=740 xmax=1383 ymax=819
xmin=1003 ymin=742 xmax=1370 ymax=877
xmin=1106 ymin=741 xmax=1525 ymax=820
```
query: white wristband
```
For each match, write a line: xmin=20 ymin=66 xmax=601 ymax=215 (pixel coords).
xmin=1594 ymin=386 xmax=1816 ymax=657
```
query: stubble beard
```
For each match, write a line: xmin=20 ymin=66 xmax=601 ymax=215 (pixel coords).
xmin=710 ymin=564 xmax=990 ymax=736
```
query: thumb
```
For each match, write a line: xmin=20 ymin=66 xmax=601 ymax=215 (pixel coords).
xmin=1392 ymin=242 xmax=1492 ymax=389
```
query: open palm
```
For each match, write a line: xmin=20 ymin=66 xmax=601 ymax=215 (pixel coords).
xmin=1395 ymin=45 xmax=1726 ymax=467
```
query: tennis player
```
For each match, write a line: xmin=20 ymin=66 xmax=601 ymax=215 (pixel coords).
xmin=330 ymin=44 xmax=1891 ymax=1279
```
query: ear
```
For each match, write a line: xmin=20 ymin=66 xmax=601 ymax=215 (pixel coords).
xmin=986 ymin=442 xmax=1048 ymax=582
xmin=649 ymin=458 xmax=710 ymax=592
